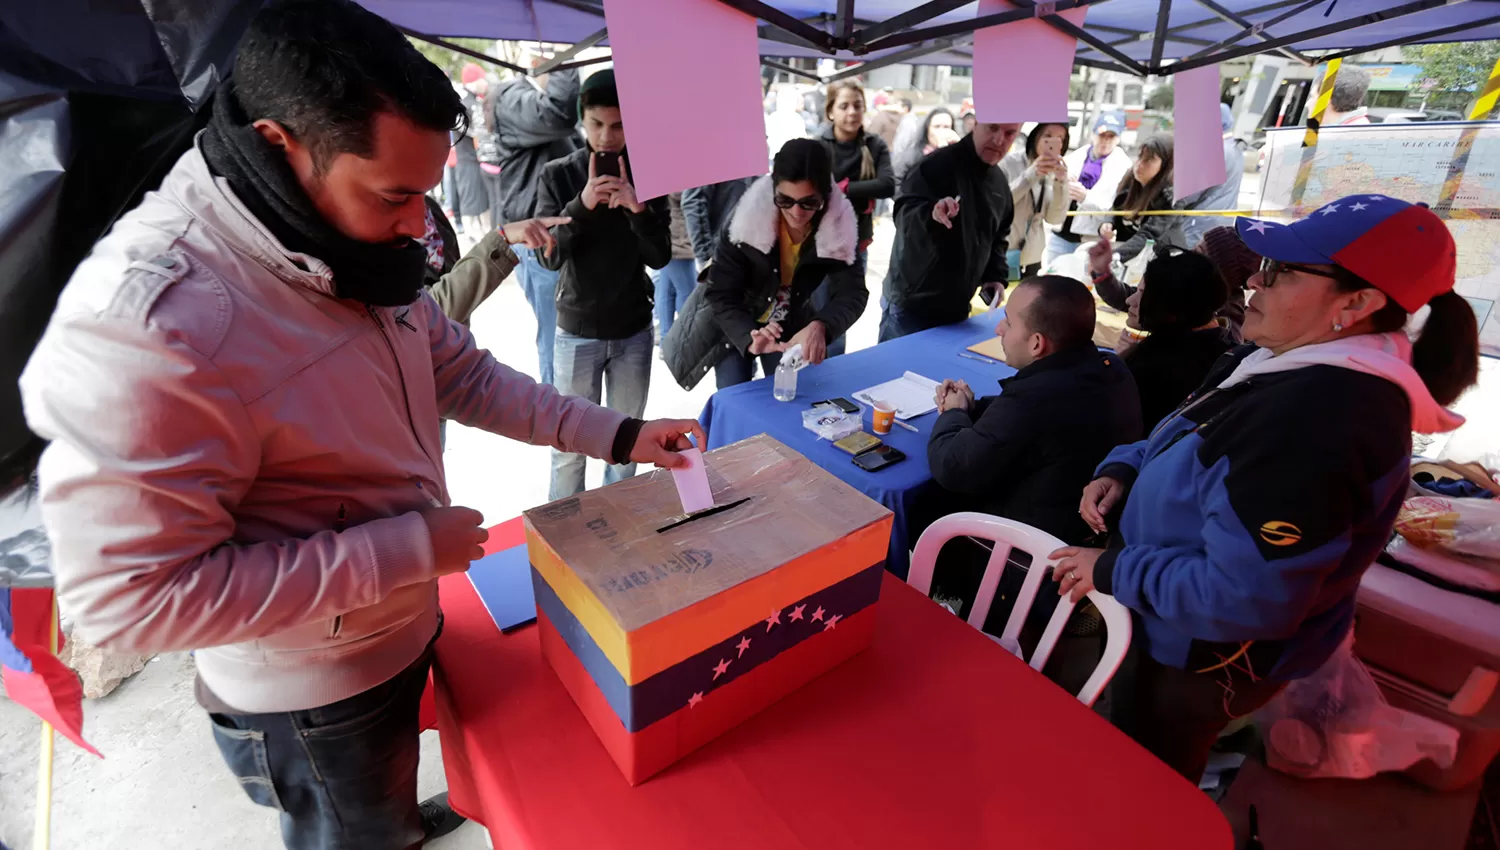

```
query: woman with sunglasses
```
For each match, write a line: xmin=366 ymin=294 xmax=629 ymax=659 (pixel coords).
xmin=1051 ymin=195 xmax=1480 ymax=781
xmin=695 ymin=139 xmax=865 ymax=388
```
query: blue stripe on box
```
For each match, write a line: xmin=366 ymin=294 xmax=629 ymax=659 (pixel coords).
xmin=531 ymin=561 xmax=884 ymax=733
xmin=467 ymin=544 xmax=537 ymax=632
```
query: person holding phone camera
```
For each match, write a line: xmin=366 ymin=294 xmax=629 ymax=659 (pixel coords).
xmin=535 ymin=69 xmax=672 ymax=499
xmin=1000 ymin=122 xmax=1072 ymax=278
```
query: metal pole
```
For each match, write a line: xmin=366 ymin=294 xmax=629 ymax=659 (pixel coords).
xmin=1149 ymin=0 xmax=1173 ymax=71
xmin=1185 ymin=0 xmax=1320 ymax=65
xmin=397 ymin=26 xmax=530 ymax=74
xmin=532 ymin=28 xmax=609 ymax=76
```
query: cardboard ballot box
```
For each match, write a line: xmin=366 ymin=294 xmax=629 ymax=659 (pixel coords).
xmin=524 ymin=434 xmax=894 ymax=784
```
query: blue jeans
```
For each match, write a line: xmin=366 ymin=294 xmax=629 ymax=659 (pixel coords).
xmin=878 ymin=301 xmax=936 ymax=343
xmin=209 ymin=644 xmax=433 ymax=850
xmin=651 ymin=258 xmax=697 ymax=341
xmin=550 ymin=327 xmax=653 ymax=499
xmin=714 ymin=348 xmax=781 ymax=390
xmin=1045 ymin=232 xmax=1082 ymax=268
xmin=808 ymin=247 xmax=867 ymax=359
xmin=514 ymin=244 xmax=559 ymax=387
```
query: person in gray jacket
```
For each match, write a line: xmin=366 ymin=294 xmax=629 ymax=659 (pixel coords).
xmin=18 ymin=4 xmax=702 ymax=848
xmin=1176 ymin=104 xmax=1246 ymax=249
xmin=491 ymin=55 xmax=583 ymax=386
xmin=681 ymin=176 xmax=756 ymax=269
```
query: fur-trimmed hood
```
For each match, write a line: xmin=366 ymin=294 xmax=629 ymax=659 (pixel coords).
xmin=725 ymin=175 xmax=858 ymax=265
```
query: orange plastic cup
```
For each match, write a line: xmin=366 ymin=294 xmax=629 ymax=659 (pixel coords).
xmin=871 ymin=402 xmax=895 ymax=435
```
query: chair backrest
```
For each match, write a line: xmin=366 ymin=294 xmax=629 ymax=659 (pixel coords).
xmin=908 ymin=512 xmax=1132 ymax=707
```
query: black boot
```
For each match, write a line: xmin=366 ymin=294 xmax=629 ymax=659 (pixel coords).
xmin=418 ymin=792 xmax=467 ymax=842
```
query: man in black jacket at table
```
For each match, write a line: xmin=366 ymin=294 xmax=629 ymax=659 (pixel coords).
xmin=920 ymin=277 xmax=1142 ymax=635
xmin=880 ymin=123 xmax=1020 ymax=341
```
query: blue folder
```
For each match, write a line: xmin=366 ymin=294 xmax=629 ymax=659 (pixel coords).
xmin=466 ymin=544 xmax=537 ymax=633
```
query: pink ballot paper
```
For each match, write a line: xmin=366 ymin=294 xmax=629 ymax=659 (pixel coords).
xmin=671 ymin=447 xmax=715 ymax=514
xmin=603 ymin=0 xmax=768 ymax=200
xmin=1172 ymin=64 xmax=1230 ymax=198
xmin=973 ymin=0 xmax=1086 ymax=124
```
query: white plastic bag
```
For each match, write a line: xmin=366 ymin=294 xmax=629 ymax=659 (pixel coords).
xmin=1394 ymin=492 xmax=1500 ymax=561
xmin=1258 ymin=635 xmax=1458 ymax=780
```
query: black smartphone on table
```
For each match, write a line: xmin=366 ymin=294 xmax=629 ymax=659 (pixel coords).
xmin=853 ymin=445 xmax=906 ymax=472
xmin=594 ymin=151 xmax=621 ymax=178
xmin=812 ymin=397 xmax=860 ymax=415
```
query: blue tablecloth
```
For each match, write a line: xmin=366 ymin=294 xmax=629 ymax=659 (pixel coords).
xmin=700 ymin=312 xmax=1017 ymax=578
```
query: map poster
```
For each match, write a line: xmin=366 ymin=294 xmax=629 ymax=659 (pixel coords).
xmin=1257 ymin=121 xmax=1500 ymax=358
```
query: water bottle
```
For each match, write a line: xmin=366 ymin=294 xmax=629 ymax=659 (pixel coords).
xmin=1124 ymin=238 xmax=1155 ymax=286
xmin=773 ymin=358 xmax=798 ymax=401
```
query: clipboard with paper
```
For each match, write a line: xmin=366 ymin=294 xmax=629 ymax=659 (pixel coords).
xmin=854 ymin=372 xmax=940 ymax=420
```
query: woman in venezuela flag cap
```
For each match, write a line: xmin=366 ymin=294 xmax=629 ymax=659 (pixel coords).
xmin=1051 ymin=194 xmax=1480 ymax=780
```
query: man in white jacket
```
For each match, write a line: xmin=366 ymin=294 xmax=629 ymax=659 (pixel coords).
xmin=19 ymin=2 xmax=702 ymax=847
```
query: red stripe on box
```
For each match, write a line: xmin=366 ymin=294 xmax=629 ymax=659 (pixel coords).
xmin=538 ymin=603 xmax=877 ymax=784
xmin=481 ymin=517 xmax=527 ymax=557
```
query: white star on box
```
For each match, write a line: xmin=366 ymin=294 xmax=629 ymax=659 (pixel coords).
xmin=811 ymin=606 xmax=825 ymax=622
xmin=688 ymin=692 xmax=703 ymax=708
xmin=1350 ymin=202 xmax=1369 ymax=212
xmin=789 ymin=604 xmax=806 ymax=622
xmin=1368 ymin=195 xmax=1385 ymax=202
xmin=712 ymin=658 xmax=731 ymax=680
xmin=736 ymin=635 xmax=751 ymax=657
xmin=764 ymin=609 xmax=781 ymax=632
xmin=1245 ymin=220 xmax=1271 ymax=234
xmin=1319 ymin=204 xmax=1341 ymax=216
xmin=823 ymin=614 xmax=842 ymax=631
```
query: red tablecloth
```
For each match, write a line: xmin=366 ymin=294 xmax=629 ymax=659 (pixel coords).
xmin=433 ymin=518 xmax=1230 ymax=850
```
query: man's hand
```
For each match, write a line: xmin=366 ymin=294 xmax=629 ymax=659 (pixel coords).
xmin=1087 ymin=232 xmax=1114 ymax=278
xmin=932 ymin=196 xmax=961 ymax=229
xmin=607 ymin=158 xmax=646 ymax=214
xmin=785 ymin=320 xmax=828 ymax=365
xmin=501 ymin=217 xmax=571 ymax=258
xmin=420 ymin=506 xmax=489 ymax=577
xmin=936 ymin=379 xmax=973 ymax=413
xmin=1079 ymin=476 xmax=1128 ymax=535
xmin=1050 ymin=547 xmax=1104 ymax=603
xmin=581 ymin=152 xmax=620 ymax=211
xmin=980 ymin=282 xmax=1007 ymax=309
xmin=748 ymin=322 xmax=783 ymax=356
xmin=1067 ymin=181 xmax=1088 ymax=202
xmin=630 ymin=419 xmax=708 ymax=469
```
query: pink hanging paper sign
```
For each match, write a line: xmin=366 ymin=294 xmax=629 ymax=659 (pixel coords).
xmin=973 ymin=0 xmax=1086 ymax=124
xmin=603 ymin=0 xmax=768 ymax=200
xmin=1172 ymin=64 xmax=1229 ymax=198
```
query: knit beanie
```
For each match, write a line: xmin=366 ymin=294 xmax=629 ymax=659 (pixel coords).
xmin=461 ymin=63 xmax=485 ymax=85
xmin=1201 ymin=225 xmax=1259 ymax=293
xmin=578 ymin=68 xmax=617 ymax=121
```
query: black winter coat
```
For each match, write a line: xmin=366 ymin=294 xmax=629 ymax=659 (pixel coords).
xmin=492 ymin=70 xmax=583 ymax=224
xmin=927 ymin=344 xmax=1143 ymax=545
xmin=1124 ymin=327 xmax=1237 ymax=431
xmin=536 ymin=148 xmax=671 ymax=340
xmin=884 ymin=136 xmax=1013 ymax=329
xmin=662 ymin=176 xmax=866 ymax=389
xmin=818 ymin=125 xmax=895 ymax=246
xmin=1109 ymin=184 xmax=1184 ymax=261
xmin=681 ymin=177 xmax=755 ymax=266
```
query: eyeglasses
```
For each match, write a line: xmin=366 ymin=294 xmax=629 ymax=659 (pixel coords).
xmin=1258 ymin=257 xmax=1342 ymax=288
xmin=774 ymin=193 xmax=824 ymax=212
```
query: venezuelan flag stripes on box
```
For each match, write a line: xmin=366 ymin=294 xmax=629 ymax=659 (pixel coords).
xmin=524 ymin=434 xmax=893 ymax=784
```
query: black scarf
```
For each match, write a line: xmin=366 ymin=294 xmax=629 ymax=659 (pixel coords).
xmin=199 ymin=81 xmax=429 ymax=306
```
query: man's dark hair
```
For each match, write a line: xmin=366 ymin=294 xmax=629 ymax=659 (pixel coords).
xmin=1018 ymin=275 xmax=1095 ymax=351
xmin=900 ymin=98 xmax=914 ymax=112
xmin=772 ymin=138 xmax=834 ymax=201
xmin=581 ymin=78 xmax=620 ymax=113
xmin=1138 ymin=250 xmax=1228 ymax=334
xmin=1330 ymin=66 xmax=1371 ymax=113
xmin=235 ymin=0 xmax=467 ymax=171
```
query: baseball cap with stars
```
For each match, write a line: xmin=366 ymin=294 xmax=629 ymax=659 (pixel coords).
xmin=1235 ymin=194 xmax=1457 ymax=313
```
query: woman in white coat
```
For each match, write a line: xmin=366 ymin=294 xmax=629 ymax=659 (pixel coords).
xmin=1000 ymin=123 xmax=1072 ymax=278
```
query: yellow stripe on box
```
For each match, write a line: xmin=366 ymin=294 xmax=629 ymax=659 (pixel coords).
xmin=1469 ymin=56 xmax=1500 ymax=120
xmin=529 ymin=516 xmax=892 ymax=686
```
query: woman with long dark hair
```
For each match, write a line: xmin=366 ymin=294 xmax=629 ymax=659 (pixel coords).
xmin=894 ymin=107 xmax=959 ymax=184
xmin=675 ymin=139 xmax=866 ymax=388
xmin=1100 ymin=135 xmax=1180 ymax=262
xmin=1052 ymin=196 xmax=1481 ymax=782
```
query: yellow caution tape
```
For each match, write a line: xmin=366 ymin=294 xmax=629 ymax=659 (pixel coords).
xmin=1469 ymin=56 xmax=1500 ymax=121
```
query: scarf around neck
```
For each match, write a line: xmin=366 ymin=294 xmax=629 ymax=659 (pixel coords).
xmin=199 ymin=81 xmax=429 ymax=306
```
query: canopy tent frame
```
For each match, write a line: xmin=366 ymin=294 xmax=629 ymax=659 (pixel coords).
xmin=398 ymin=0 xmax=1494 ymax=85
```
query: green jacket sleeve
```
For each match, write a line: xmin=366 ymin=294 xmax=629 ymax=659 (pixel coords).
xmin=428 ymin=231 xmax=518 ymax=326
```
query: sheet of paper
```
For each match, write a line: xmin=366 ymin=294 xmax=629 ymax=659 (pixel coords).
xmin=1172 ymin=63 xmax=1230 ymax=199
xmin=972 ymin=0 xmax=1087 ymax=124
xmin=671 ymin=447 xmax=715 ymax=514
xmin=855 ymin=372 xmax=940 ymax=421
xmin=603 ymin=0 xmax=768 ymax=200
xmin=467 ymin=544 xmax=537 ymax=632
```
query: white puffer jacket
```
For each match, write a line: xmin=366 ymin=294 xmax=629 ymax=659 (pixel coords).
xmin=21 ymin=143 xmax=626 ymax=712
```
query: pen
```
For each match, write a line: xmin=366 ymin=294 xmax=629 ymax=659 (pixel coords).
xmin=958 ymin=352 xmax=1001 ymax=365
xmin=892 ymin=418 xmax=919 ymax=433
xmin=414 ymin=479 xmax=444 ymax=508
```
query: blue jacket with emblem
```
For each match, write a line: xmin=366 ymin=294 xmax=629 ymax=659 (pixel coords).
xmin=1092 ymin=341 xmax=1425 ymax=682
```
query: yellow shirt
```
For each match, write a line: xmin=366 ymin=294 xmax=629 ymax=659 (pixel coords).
xmin=758 ymin=219 xmax=804 ymax=324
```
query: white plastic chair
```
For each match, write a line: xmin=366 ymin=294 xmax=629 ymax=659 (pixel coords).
xmin=908 ymin=512 xmax=1132 ymax=707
